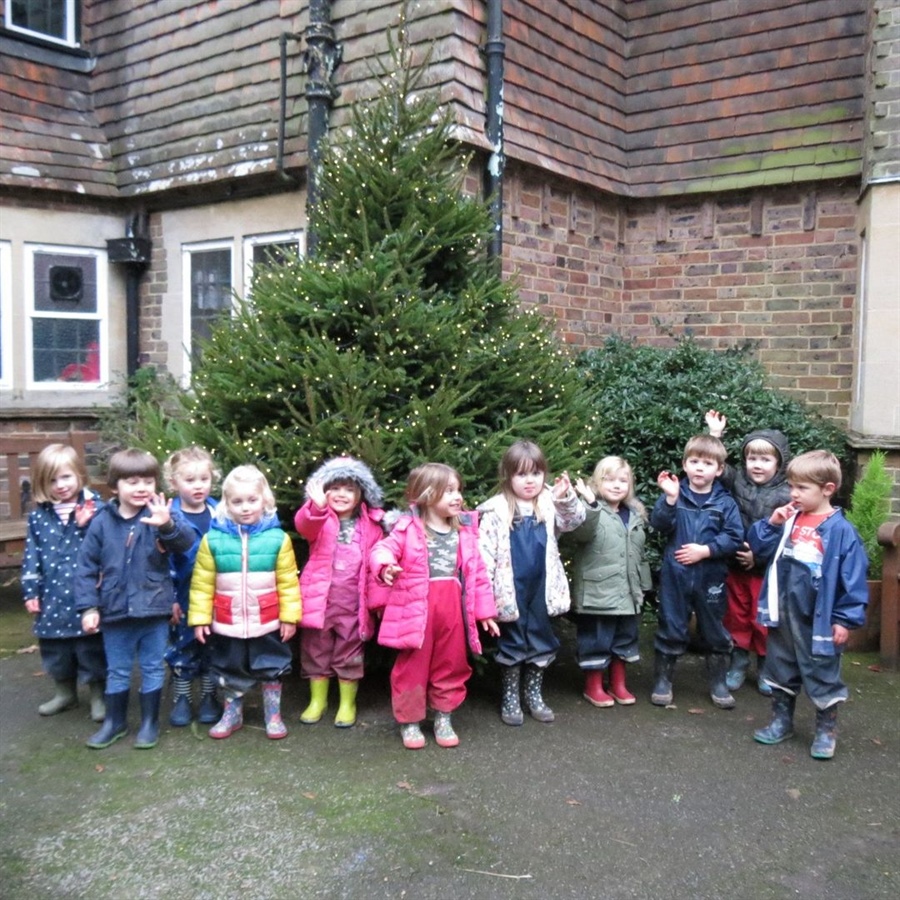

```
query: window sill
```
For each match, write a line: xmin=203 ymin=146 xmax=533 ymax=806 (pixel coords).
xmin=0 ymin=30 xmax=94 ymax=73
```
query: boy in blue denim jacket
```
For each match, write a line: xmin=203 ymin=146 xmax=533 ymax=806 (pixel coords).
xmin=650 ymin=434 xmax=744 ymax=710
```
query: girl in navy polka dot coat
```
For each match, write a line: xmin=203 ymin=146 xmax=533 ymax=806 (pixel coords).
xmin=21 ymin=444 xmax=107 ymax=720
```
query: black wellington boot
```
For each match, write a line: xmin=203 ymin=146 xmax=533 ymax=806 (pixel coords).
xmin=650 ymin=651 xmax=676 ymax=706
xmin=86 ymin=690 xmax=129 ymax=749
xmin=134 ymin=689 xmax=163 ymax=749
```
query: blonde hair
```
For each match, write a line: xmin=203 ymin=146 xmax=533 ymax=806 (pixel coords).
xmin=589 ymin=456 xmax=646 ymax=519
xmin=215 ymin=465 xmax=277 ymax=524
xmin=406 ymin=462 xmax=463 ymax=531
xmin=31 ymin=443 xmax=89 ymax=504
xmin=744 ymin=438 xmax=779 ymax=460
xmin=683 ymin=434 xmax=727 ymax=467
xmin=164 ymin=446 xmax=220 ymax=492
xmin=786 ymin=450 xmax=842 ymax=492
xmin=498 ymin=440 xmax=550 ymax=525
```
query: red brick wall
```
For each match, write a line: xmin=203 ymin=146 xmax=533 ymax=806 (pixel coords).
xmin=502 ymin=163 xmax=859 ymax=422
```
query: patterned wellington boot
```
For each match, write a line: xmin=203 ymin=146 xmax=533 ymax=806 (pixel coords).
xmin=608 ymin=658 xmax=636 ymax=705
xmin=262 ymin=682 xmax=288 ymax=740
xmin=400 ymin=722 xmax=426 ymax=750
xmin=500 ymin=665 xmax=524 ymax=726
xmin=810 ymin=705 xmax=839 ymax=760
xmin=209 ymin=696 xmax=244 ymax=739
xmin=523 ymin=664 xmax=555 ymax=723
xmin=433 ymin=711 xmax=460 ymax=748
xmin=754 ymin=691 xmax=796 ymax=745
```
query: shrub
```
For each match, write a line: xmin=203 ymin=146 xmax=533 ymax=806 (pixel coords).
xmin=847 ymin=451 xmax=893 ymax=578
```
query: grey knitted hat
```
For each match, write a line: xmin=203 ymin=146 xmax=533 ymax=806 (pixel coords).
xmin=305 ymin=456 xmax=384 ymax=509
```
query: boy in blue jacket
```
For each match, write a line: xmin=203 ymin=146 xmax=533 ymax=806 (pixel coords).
xmin=77 ymin=448 xmax=194 ymax=750
xmin=749 ymin=450 xmax=868 ymax=759
xmin=650 ymin=434 xmax=744 ymax=709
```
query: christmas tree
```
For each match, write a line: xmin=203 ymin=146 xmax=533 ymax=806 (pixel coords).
xmin=154 ymin=29 xmax=603 ymax=509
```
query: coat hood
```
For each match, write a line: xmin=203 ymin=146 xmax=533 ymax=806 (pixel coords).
xmin=305 ymin=456 xmax=384 ymax=509
xmin=740 ymin=429 xmax=791 ymax=473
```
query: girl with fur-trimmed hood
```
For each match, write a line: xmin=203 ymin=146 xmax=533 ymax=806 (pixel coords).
xmin=293 ymin=456 xmax=386 ymax=728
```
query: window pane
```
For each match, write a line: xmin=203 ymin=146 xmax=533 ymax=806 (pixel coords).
xmin=10 ymin=0 xmax=68 ymax=41
xmin=190 ymin=249 xmax=232 ymax=362
xmin=252 ymin=241 xmax=298 ymax=269
xmin=32 ymin=318 xmax=100 ymax=383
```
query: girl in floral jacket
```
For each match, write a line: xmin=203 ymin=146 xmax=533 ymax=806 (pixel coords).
xmin=477 ymin=441 xmax=585 ymax=726
xmin=369 ymin=463 xmax=498 ymax=750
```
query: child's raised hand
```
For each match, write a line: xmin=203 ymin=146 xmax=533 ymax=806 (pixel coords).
xmin=74 ymin=498 xmax=96 ymax=528
xmin=480 ymin=617 xmax=500 ymax=637
xmin=574 ymin=477 xmax=595 ymax=505
xmin=657 ymin=471 xmax=680 ymax=502
xmin=307 ymin=481 xmax=327 ymax=510
xmin=194 ymin=624 xmax=211 ymax=644
xmin=769 ymin=502 xmax=799 ymax=527
xmin=552 ymin=471 xmax=572 ymax=499
xmin=705 ymin=409 xmax=727 ymax=438
xmin=382 ymin=564 xmax=403 ymax=586
xmin=141 ymin=493 xmax=173 ymax=527
xmin=25 ymin=598 xmax=41 ymax=615
xmin=280 ymin=622 xmax=297 ymax=642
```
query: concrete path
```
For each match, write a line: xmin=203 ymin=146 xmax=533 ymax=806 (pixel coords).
xmin=1 ymin=593 xmax=898 ymax=900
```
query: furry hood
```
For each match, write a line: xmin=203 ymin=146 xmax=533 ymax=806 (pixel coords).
xmin=305 ymin=456 xmax=384 ymax=509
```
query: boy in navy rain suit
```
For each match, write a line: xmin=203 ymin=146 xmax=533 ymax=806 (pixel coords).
xmin=650 ymin=434 xmax=744 ymax=709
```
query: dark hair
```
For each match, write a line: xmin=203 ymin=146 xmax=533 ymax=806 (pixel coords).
xmin=107 ymin=448 xmax=160 ymax=487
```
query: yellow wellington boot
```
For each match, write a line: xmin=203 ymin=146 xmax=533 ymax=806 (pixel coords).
xmin=334 ymin=679 xmax=358 ymax=728
xmin=300 ymin=677 xmax=330 ymax=724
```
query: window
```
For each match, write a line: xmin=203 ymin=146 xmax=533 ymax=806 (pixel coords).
xmin=242 ymin=231 xmax=304 ymax=297
xmin=0 ymin=242 xmax=11 ymax=388
xmin=183 ymin=242 xmax=234 ymax=375
xmin=26 ymin=245 xmax=107 ymax=387
xmin=6 ymin=0 xmax=79 ymax=47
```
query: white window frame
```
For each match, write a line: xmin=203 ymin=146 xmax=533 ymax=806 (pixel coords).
xmin=181 ymin=240 xmax=236 ymax=384
xmin=0 ymin=241 xmax=12 ymax=389
xmin=5 ymin=0 xmax=79 ymax=48
xmin=242 ymin=230 xmax=305 ymax=298
xmin=25 ymin=243 xmax=108 ymax=390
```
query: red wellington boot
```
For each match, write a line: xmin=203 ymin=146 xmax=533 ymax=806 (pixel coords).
xmin=608 ymin=657 xmax=636 ymax=705
xmin=583 ymin=669 xmax=614 ymax=708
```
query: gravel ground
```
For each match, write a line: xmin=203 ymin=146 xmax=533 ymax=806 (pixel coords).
xmin=1 ymin=581 xmax=898 ymax=900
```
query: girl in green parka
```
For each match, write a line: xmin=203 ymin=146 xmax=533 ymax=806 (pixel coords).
xmin=569 ymin=457 xmax=652 ymax=707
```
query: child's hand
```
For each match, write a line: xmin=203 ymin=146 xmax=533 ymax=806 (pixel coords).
xmin=82 ymin=610 xmax=100 ymax=634
xmin=832 ymin=623 xmax=850 ymax=647
xmin=194 ymin=625 xmax=211 ymax=644
xmin=769 ymin=502 xmax=799 ymax=527
xmin=280 ymin=622 xmax=297 ymax=642
xmin=25 ymin=598 xmax=41 ymax=615
xmin=552 ymin=471 xmax=572 ymax=499
xmin=657 ymin=471 xmax=680 ymax=503
xmin=480 ymin=617 xmax=500 ymax=637
xmin=674 ymin=543 xmax=710 ymax=566
xmin=574 ymin=477 xmax=596 ymax=505
xmin=735 ymin=543 xmax=755 ymax=570
xmin=74 ymin=499 xmax=96 ymax=528
xmin=170 ymin=603 xmax=183 ymax=626
xmin=307 ymin=482 xmax=327 ymax=510
xmin=705 ymin=409 xmax=726 ymax=438
xmin=141 ymin=493 xmax=173 ymax=527
xmin=382 ymin=564 xmax=402 ymax=586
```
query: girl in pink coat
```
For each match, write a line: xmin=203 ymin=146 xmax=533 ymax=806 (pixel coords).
xmin=369 ymin=463 xmax=498 ymax=750
xmin=294 ymin=457 xmax=386 ymax=728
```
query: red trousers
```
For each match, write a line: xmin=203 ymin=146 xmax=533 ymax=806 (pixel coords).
xmin=390 ymin=579 xmax=470 ymax=723
xmin=723 ymin=569 xmax=767 ymax=657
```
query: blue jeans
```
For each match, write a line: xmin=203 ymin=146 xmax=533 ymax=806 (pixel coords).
xmin=102 ymin=618 xmax=169 ymax=693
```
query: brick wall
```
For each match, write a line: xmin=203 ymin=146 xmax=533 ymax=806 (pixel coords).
xmin=502 ymin=163 xmax=859 ymax=423
xmin=141 ymin=212 xmax=169 ymax=370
